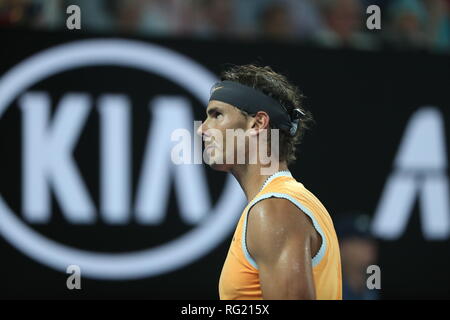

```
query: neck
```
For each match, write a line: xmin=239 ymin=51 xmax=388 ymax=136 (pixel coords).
xmin=230 ymin=162 xmax=289 ymax=202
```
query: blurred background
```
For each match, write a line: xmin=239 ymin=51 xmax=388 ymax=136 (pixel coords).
xmin=0 ymin=0 xmax=449 ymax=300
xmin=0 ymin=0 xmax=449 ymax=52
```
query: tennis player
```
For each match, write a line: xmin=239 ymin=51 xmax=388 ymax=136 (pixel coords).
xmin=197 ymin=64 xmax=342 ymax=300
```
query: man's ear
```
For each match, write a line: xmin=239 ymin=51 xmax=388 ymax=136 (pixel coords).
xmin=250 ymin=111 xmax=270 ymax=135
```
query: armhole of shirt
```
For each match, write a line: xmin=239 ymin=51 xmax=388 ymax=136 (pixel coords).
xmin=242 ymin=192 xmax=327 ymax=270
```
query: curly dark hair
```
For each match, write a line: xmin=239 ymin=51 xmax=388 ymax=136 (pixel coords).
xmin=221 ymin=64 xmax=314 ymax=165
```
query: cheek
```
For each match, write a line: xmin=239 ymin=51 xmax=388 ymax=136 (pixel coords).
xmin=213 ymin=118 xmax=229 ymax=134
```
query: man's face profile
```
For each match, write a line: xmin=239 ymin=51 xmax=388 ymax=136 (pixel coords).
xmin=197 ymin=100 xmax=251 ymax=171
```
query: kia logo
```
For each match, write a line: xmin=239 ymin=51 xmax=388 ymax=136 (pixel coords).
xmin=0 ymin=39 xmax=245 ymax=279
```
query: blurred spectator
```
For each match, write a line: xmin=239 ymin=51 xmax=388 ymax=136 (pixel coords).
xmin=423 ymin=0 xmax=450 ymax=51
xmin=137 ymin=0 xmax=177 ymax=36
xmin=384 ymin=0 xmax=430 ymax=49
xmin=192 ymin=0 xmax=236 ymax=39
xmin=113 ymin=0 xmax=175 ymax=36
xmin=336 ymin=213 xmax=379 ymax=300
xmin=312 ymin=0 xmax=379 ymax=50
xmin=285 ymin=0 xmax=324 ymax=39
xmin=0 ymin=0 xmax=43 ymax=27
xmin=384 ymin=0 xmax=449 ymax=52
xmin=259 ymin=2 xmax=296 ymax=40
xmin=0 ymin=0 xmax=448 ymax=53
xmin=232 ymin=0 xmax=273 ymax=37
xmin=113 ymin=0 xmax=143 ymax=34
xmin=65 ymin=0 xmax=114 ymax=33
xmin=254 ymin=0 xmax=324 ymax=41
xmin=423 ymin=0 xmax=450 ymax=52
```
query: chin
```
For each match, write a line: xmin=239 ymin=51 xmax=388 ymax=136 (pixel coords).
xmin=204 ymin=149 xmax=230 ymax=172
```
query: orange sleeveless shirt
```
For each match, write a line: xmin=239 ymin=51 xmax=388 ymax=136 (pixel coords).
xmin=218 ymin=171 xmax=342 ymax=300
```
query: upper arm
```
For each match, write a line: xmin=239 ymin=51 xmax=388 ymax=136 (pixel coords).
xmin=246 ymin=198 xmax=319 ymax=300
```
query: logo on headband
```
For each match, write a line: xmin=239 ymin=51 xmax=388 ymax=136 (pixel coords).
xmin=211 ymin=86 xmax=224 ymax=94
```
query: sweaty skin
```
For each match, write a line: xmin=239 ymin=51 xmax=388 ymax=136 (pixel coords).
xmin=247 ymin=198 xmax=321 ymax=300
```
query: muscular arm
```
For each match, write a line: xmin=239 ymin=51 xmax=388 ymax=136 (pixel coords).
xmin=246 ymin=198 xmax=320 ymax=300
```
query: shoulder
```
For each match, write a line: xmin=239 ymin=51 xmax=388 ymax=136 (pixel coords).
xmin=246 ymin=197 xmax=317 ymax=260
xmin=248 ymin=197 xmax=314 ymax=235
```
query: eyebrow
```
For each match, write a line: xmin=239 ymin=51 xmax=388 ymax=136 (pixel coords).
xmin=206 ymin=106 xmax=221 ymax=117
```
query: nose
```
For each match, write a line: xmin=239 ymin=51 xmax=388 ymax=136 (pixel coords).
xmin=196 ymin=120 xmax=209 ymax=138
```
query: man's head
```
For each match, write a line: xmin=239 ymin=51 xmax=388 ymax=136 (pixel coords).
xmin=197 ymin=64 xmax=313 ymax=172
